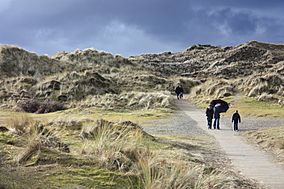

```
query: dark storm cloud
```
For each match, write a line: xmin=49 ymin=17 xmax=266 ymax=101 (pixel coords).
xmin=0 ymin=0 xmax=283 ymax=56
xmin=211 ymin=9 xmax=255 ymax=34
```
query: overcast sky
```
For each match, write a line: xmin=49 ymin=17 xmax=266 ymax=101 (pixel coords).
xmin=0 ymin=0 xmax=284 ymax=56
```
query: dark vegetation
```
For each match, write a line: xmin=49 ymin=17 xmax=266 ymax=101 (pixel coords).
xmin=17 ymin=99 xmax=65 ymax=113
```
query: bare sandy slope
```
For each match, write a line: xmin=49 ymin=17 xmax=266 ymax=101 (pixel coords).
xmin=174 ymin=100 xmax=284 ymax=189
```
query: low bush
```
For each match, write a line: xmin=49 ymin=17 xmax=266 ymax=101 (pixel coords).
xmin=17 ymin=99 xmax=65 ymax=113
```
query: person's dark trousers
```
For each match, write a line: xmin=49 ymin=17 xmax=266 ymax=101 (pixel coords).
xmin=207 ymin=118 xmax=212 ymax=129
xmin=213 ymin=118 xmax=220 ymax=129
xmin=233 ymin=121 xmax=239 ymax=131
xmin=176 ymin=93 xmax=180 ymax=100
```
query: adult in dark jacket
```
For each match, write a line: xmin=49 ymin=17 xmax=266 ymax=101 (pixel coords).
xmin=206 ymin=106 xmax=214 ymax=129
xmin=232 ymin=110 xmax=241 ymax=131
xmin=213 ymin=104 xmax=221 ymax=129
xmin=175 ymin=85 xmax=184 ymax=100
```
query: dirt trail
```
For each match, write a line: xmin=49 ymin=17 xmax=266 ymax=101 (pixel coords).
xmin=175 ymin=100 xmax=284 ymax=189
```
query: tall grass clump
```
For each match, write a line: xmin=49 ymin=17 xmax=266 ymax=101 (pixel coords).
xmin=5 ymin=114 xmax=42 ymax=164
xmin=138 ymin=157 xmax=235 ymax=189
xmin=5 ymin=114 xmax=69 ymax=164
xmin=80 ymin=120 xmax=148 ymax=171
xmin=5 ymin=113 xmax=36 ymax=135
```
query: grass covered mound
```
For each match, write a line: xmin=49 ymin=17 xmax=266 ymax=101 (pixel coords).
xmin=0 ymin=114 xmax=257 ymax=189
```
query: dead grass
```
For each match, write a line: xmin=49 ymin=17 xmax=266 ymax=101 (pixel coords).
xmin=80 ymin=119 xmax=150 ymax=171
xmin=5 ymin=113 xmax=36 ymax=135
xmin=15 ymin=138 xmax=41 ymax=164
xmin=79 ymin=91 xmax=174 ymax=110
xmin=190 ymin=79 xmax=237 ymax=102
xmin=243 ymin=74 xmax=284 ymax=105
xmin=243 ymin=126 xmax=284 ymax=164
xmin=137 ymin=153 xmax=237 ymax=189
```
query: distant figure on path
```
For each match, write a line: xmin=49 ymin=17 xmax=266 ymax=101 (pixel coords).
xmin=232 ymin=110 xmax=241 ymax=131
xmin=213 ymin=104 xmax=221 ymax=129
xmin=206 ymin=105 xmax=214 ymax=129
xmin=175 ymin=85 xmax=184 ymax=100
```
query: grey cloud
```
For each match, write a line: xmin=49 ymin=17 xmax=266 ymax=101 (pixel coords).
xmin=210 ymin=8 xmax=258 ymax=36
xmin=0 ymin=0 xmax=284 ymax=56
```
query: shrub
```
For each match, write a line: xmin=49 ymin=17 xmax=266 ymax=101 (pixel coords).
xmin=17 ymin=99 xmax=65 ymax=113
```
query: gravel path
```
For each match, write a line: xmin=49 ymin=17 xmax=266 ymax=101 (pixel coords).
xmin=142 ymin=107 xmax=208 ymax=137
xmin=143 ymin=99 xmax=284 ymax=189
xmin=142 ymin=100 xmax=284 ymax=136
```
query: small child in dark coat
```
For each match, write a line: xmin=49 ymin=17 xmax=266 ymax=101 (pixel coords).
xmin=232 ymin=110 xmax=241 ymax=131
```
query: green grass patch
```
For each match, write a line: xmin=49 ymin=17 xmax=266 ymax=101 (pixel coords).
xmin=224 ymin=96 xmax=284 ymax=117
xmin=0 ymin=107 xmax=174 ymax=126
xmin=45 ymin=167 xmax=139 ymax=189
xmin=191 ymin=95 xmax=284 ymax=118
xmin=0 ymin=132 xmax=15 ymax=144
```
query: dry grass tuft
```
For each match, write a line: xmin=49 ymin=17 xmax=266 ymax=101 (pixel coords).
xmin=80 ymin=119 xmax=151 ymax=171
xmin=242 ymin=74 xmax=284 ymax=105
xmin=189 ymin=79 xmax=237 ymax=105
xmin=137 ymin=154 xmax=235 ymax=189
xmin=5 ymin=113 xmax=36 ymax=135
xmin=15 ymin=137 xmax=41 ymax=164
xmin=5 ymin=114 xmax=70 ymax=164
xmin=79 ymin=91 xmax=174 ymax=110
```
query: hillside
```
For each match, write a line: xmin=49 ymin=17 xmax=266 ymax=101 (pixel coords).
xmin=130 ymin=41 xmax=284 ymax=105
xmin=130 ymin=41 xmax=284 ymax=78
xmin=0 ymin=41 xmax=283 ymax=112
xmin=0 ymin=46 xmax=176 ymax=112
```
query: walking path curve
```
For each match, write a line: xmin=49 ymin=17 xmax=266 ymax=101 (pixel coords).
xmin=176 ymin=100 xmax=284 ymax=189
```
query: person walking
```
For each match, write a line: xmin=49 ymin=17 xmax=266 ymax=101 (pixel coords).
xmin=206 ymin=105 xmax=214 ymax=129
xmin=213 ymin=104 xmax=221 ymax=130
xmin=232 ymin=110 xmax=241 ymax=131
xmin=175 ymin=85 xmax=184 ymax=100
